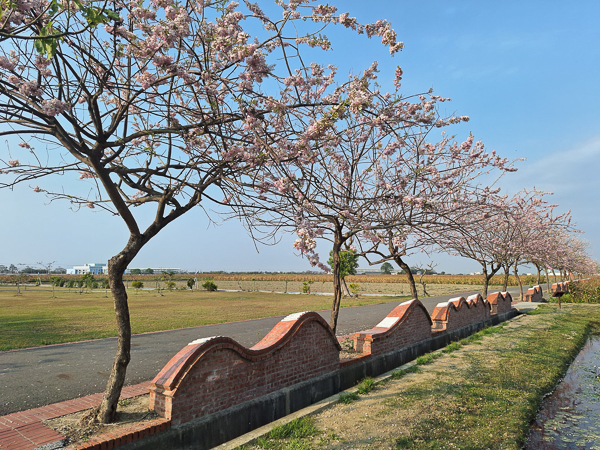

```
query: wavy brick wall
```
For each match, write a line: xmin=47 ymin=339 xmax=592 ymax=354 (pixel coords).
xmin=551 ymin=282 xmax=569 ymax=296
xmin=487 ymin=291 xmax=513 ymax=315
xmin=352 ymin=299 xmax=432 ymax=356
xmin=149 ymin=311 xmax=341 ymax=425
xmin=524 ymin=285 xmax=543 ymax=302
xmin=431 ymin=295 xmax=491 ymax=332
xmin=149 ymin=291 xmax=515 ymax=426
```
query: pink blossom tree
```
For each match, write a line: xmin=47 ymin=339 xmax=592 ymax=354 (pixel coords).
xmin=233 ymin=71 xmax=514 ymax=332
xmin=0 ymin=0 xmax=404 ymax=423
xmin=356 ymin=131 xmax=515 ymax=299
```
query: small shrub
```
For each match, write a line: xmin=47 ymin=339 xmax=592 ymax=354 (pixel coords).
xmin=339 ymin=391 xmax=359 ymax=404
xmin=416 ymin=352 xmax=442 ymax=365
xmin=348 ymin=283 xmax=360 ymax=296
xmin=302 ymin=280 xmax=312 ymax=294
xmin=442 ymin=341 xmax=461 ymax=353
xmin=396 ymin=436 xmax=413 ymax=449
xmin=391 ymin=365 xmax=420 ymax=379
xmin=187 ymin=278 xmax=195 ymax=290
xmin=202 ymin=279 xmax=218 ymax=291
xmin=267 ymin=417 xmax=318 ymax=440
xmin=131 ymin=280 xmax=144 ymax=290
xmin=357 ymin=377 xmax=375 ymax=394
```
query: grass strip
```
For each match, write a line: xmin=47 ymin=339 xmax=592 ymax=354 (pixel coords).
xmin=243 ymin=304 xmax=600 ymax=450
xmin=388 ymin=305 xmax=600 ymax=449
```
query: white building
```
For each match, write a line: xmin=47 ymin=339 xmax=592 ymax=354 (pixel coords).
xmin=67 ymin=263 xmax=107 ymax=275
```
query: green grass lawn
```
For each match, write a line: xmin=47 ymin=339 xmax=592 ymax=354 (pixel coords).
xmin=0 ymin=286 xmax=408 ymax=351
xmin=247 ymin=304 xmax=600 ymax=450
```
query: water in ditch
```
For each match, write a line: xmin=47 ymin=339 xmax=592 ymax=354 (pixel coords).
xmin=526 ymin=334 xmax=600 ymax=449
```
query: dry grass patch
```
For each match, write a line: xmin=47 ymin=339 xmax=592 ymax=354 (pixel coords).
xmin=44 ymin=395 xmax=155 ymax=446
xmin=245 ymin=305 xmax=600 ymax=450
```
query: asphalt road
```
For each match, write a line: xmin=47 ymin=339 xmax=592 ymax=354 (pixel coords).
xmin=0 ymin=287 xmax=521 ymax=415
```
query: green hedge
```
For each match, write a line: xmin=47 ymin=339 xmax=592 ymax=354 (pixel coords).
xmin=560 ymin=278 xmax=600 ymax=303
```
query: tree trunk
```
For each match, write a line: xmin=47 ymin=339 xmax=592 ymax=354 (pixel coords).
xmin=481 ymin=264 xmax=490 ymax=297
xmin=514 ymin=263 xmax=524 ymax=302
xmin=502 ymin=263 xmax=509 ymax=291
xmin=341 ymin=277 xmax=351 ymax=297
xmin=394 ymin=256 xmax=418 ymax=300
xmin=94 ymin=239 xmax=142 ymax=423
xmin=330 ymin=239 xmax=343 ymax=335
xmin=535 ymin=264 xmax=541 ymax=286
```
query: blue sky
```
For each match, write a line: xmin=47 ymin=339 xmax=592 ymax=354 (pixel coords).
xmin=1 ymin=1 xmax=598 ymax=273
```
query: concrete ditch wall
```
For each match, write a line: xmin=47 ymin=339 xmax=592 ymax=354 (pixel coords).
xmin=131 ymin=292 xmax=516 ymax=450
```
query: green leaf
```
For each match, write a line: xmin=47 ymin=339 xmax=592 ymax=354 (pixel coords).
xmin=34 ymin=39 xmax=45 ymax=55
xmin=104 ymin=9 xmax=120 ymax=21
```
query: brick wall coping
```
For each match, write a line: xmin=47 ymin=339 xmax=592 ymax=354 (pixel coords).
xmin=526 ymin=285 xmax=542 ymax=294
xmin=466 ymin=293 xmax=488 ymax=308
xmin=487 ymin=291 xmax=513 ymax=304
xmin=151 ymin=311 xmax=340 ymax=393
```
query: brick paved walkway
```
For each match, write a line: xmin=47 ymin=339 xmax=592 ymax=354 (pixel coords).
xmin=0 ymin=382 xmax=151 ymax=450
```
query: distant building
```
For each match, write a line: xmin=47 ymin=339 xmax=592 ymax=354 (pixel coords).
xmin=67 ymin=263 xmax=107 ymax=275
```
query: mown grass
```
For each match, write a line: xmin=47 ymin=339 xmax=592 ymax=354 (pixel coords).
xmin=253 ymin=417 xmax=319 ymax=450
xmin=0 ymin=286 xmax=407 ymax=351
xmin=389 ymin=305 xmax=600 ymax=449
xmin=243 ymin=304 xmax=600 ymax=450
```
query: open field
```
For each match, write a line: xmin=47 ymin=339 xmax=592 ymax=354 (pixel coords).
xmin=200 ymin=280 xmax=505 ymax=297
xmin=246 ymin=304 xmax=600 ymax=450
xmin=0 ymin=276 xmax=535 ymax=351
xmin=0 ymin=273 xmax=544 ymax=286
xmin=0 ymin=286 xmax=411 ymax=351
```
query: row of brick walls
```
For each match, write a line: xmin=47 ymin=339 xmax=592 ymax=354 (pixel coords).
xmin=149 ymin=292 xmax=514 ymax=426
xmin=430 ymin=294 xmax=491 ymax=332
xmin=354 ymin=292 xmax=513 ymax=355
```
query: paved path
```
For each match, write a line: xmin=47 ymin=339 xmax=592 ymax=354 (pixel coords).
xmin=0 ymin=287 xmax=522 ymax=416
xmin=0 ymin=383 xmax=152 ymax=450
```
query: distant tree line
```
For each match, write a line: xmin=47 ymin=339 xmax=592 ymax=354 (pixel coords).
xmin=0 ymin=264 xmax=66 ymax=274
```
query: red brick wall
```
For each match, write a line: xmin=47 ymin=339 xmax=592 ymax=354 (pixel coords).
xmin=551 ymin=282 xmax=569 ymax=296
xmin=149 ymin=312 xmax=341 ymax=425
xmin=431 ymin=295 xmax=491 ymax=332
xmin=524 ymin=285 xmax=543 ymax=302
xmin=352 ymin=299 xmax=433 ymax=356
xmin=150 ymin=291 xmax=515 ymax=426
xmin=487 ymin=291 xmax=513 ymax=314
